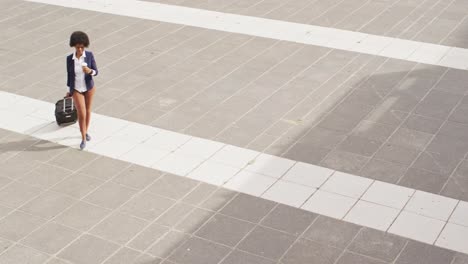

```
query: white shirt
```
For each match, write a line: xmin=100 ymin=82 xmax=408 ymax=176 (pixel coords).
xmin=72 ymin=51 xmax=95 ymax=93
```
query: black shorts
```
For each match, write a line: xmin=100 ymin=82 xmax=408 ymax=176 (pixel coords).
xmin=75 ymin=90 xmax=88 ymax=95
xmin=74 ymin=87 xmax=94 ymax=95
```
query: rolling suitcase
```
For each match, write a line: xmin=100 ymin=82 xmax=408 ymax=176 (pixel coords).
xmin=55 ymin=97 xmax=77 ymax=126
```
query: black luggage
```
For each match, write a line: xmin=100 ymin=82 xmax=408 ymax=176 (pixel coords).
xmin=55 ymin=97 xmax=77 ymax=126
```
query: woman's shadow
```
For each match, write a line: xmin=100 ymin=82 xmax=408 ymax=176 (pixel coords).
xmin=0 ymin=121 xmax=73 ymax=155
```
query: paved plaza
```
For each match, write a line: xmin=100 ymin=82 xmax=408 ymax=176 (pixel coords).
xmin=1 ymin=0 xmax=468 ymax=263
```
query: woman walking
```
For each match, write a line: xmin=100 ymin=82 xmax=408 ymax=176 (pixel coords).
xmin=66 ymin=31 xmax=98 ymax=150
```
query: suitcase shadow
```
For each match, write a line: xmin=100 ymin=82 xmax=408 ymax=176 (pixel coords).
xmin=0 ymin=122 xmax=77 ymax=154
xmin=0 ymin=138 xmax=67 ymax=154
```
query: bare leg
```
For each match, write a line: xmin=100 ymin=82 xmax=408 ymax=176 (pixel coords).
xmin=84 ymin=87 xmax=95 ymax=135
xmin=72 ymin=92 xmax=87 ymax=141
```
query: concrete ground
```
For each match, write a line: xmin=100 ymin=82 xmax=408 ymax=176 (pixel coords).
xmin=0 ymin=0 xmax=468 ymax=263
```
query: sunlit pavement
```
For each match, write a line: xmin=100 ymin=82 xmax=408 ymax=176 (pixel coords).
xmin=0 ymin=0 xmax=468 ymax=263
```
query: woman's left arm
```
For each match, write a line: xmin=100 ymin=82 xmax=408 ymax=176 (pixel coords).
xmin=90 ymin=53 xmax=98 ymax=76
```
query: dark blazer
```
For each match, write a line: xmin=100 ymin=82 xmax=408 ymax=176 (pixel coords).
xmin=67 ymin=51 xmax=98 ymax=95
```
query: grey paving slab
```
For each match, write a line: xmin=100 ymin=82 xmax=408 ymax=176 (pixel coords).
xmin=360 ymin=158 xmax=408 ymax=184
xmin=196 ymin=214 xmax=254 ymax=247
xmin=104 ymin=247 xmax=157 ymax=264
xmin=156 ymin=202 xmax=195 ymax=227
xmin=220 ymin=193 xmax=276 ymax=223
xmin=0 ymin=244 xmax=50 ymax=264
xmin=1 ymin=1 xmax=468 ymax=263
xmin=399 ymin=167 xmax=450 ymax=193
xmin=442 ymin=159 xmax=468 ymax=201
xmin=144 ymin=0 xmax=468 ymax=48
xmin=120 ymin=192 xmax=175 ymax=221
xmin=237 ymin=226 xmax=296 ymax=260
xmin=395 ymin=240 xmax=455 ymax=264
xmin=348 ymin=228 xmax=407 ymax=263
xmin=167 ymin=237 xmax=230 ymax=264
xmin=83 ymin=182 xmax=138 ymax=209
xmin=146 ymin=174 xmax=199 ymax=200
xmin=14 ymin=3 xmax=463 ymax=196
xmin=22 ymin=222 xmax=80 ymax=254
xmin=0 ymin=130 xmax=466 ymax=263
xmin=336 ymin=252 xmax=388 ymax=264
xmin=260 ymin=204 xmax=318 ymax=236
xmin=54 ymin=201 xmax=111 ymax=231
xmin=221 ymin=250 xmax=276 ymax=264
xmin=281 ymin=238 xmax=342 ymax=264
xmin=0 ymin=211 xmax=46 ymax=241
xmin=303 ymin=216 xmax=361 ymax=249
xmin=58 ymin=234 xmax=120 ymax=264
xmin=51 ymin=173 xmax=104 ymax=199
xmin=90 ymin=212 xmax=148 ymax=245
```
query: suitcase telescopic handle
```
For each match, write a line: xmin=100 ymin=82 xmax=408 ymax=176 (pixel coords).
xmin=63 ymin=97 xmax=74 ymax=112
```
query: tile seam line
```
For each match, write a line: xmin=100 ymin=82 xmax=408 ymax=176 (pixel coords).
xmin=297 ymin=0 xmax=463 ymax=152
xmin=0 ymin=3 xmax=63 ymax=30
xmin=382 ymin=66 xmax=459 ymax=184
xmin=209 ymin=48 xmax=360 ymax=145
xmin=0 ymin=12 xmax=131 ymax=87
xmin=24 ymin=0 xmax=468 ymax=70
xmin=212 ymin=205 xmax=279 ymax=264
xmin=290 ymin=0 xmax=350 ymax=27
xmin=0 ymin=154 xmax=137 ymax=262
xmin=134 ymin=1 xmax=438 ymax=147
xmin=94 ymin=175 xmax=207 ymax=263
xmin=343 ymin=0 xmax=407 ymax=33
xmin=276 ymin=209 xmax=321 ymax=263
xmin=93 ymin=28 xmax=232 ymax=112
xmin=95 ymin=29 xmax=256 ymax=115
xmin=90 ymin=34 xmax=264 ymax=145
xmin=94 ymin=126 xmax=281 ymax=261
xmin=262 ymin=54 xmax=374 ymax=154
xmin=197 ymin=48 xmax=358 ymax=143
xmin=8 ymin=13 xmax=175 ymax=81
xmin=2 ymin=17 xmax=181 ymax=100
xmin=390 ymin=0 xmax=443 ymax=40
xmin=175 ymin=42 xmax=315 ymax=135
xmin=315 ymin=60 xmax=423 ymax=170
xmin=0 ymin=119 xmax=138 ymax=261
xmin=3 ymin=90 xmax=466 ymax=214
xmin=260 ymin=0 xmax=319 ymax=20
xmin=434 ymin=200 xmax=461 ymax=246
xmin=0 ymin=11 xmax=157 ymax=73
xmin=34 ymin=152 xmax=164 ymax=262
xmin=331 ymin=220 xmax=363 ymax=264
xmin=0 ymin=1 xmax=46 ymax=24
xmin=0 ymin=1 xmax=29 ymax=14
xmin=1 ymin=92 xmax=468 ymax=256
xmin=249 ymin=0 xmax=314 ymax=19
xmin=58 ymin=24 xmax=241 ymax=110
xmin=0 ymin=8 xmax=90 ymax=76
xmin=101 ymin=131 xmax=248 ymax=260
xmin=132 ymin=36 xmax=284 ymax=126
xmin=431 ymin=12 xmax=468 ymax=194
xmin=397 ymin=79 xmax=468 ymax=191
xmin=0 ymin=7 xmax=84 ymax=47
xmin=0 ymin=9 xmax=107 ymax=73
xmin=272 ymin=53 xmax=382 ymax=157
xmin=0 ymin=175 xmax=266 ymax=262
xmin=410 ymin=0 xmax=459 ymax=43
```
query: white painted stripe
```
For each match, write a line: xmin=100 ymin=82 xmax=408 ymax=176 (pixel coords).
xmin=1 ymin=91 xmax=467 ymax=253
xmin=26 ymin=0 xmax=468 ymax=70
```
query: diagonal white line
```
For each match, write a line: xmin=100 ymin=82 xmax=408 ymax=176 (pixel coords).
xmin=0 ymin=91 xmax=467 ymax=254
xmin=25 ymin=0 xmax=468 ymax=70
